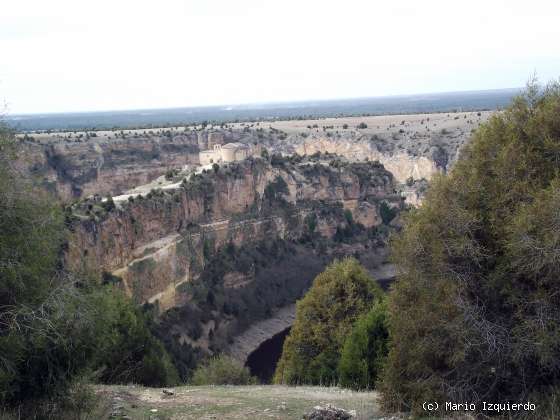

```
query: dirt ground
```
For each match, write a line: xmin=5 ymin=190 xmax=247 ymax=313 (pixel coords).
xmin=94 ymin=384 xmax=381 ymax=420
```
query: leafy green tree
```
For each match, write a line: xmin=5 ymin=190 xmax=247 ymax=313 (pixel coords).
xmin=0 ymin=125 xmax=78 ymax=403
xmin=0 ymin=127 xmax=65 ymax=309
xmin=274 ymin=258 xmax=383 ymax=385
xmin=381 ymin=81 xmax=560 ymax=415
xmin=338 ymin=299 xmax=388 ymax=390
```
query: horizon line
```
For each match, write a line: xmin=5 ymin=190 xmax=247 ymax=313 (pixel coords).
xmin=7 ymin=86 xmax=523 ymax=117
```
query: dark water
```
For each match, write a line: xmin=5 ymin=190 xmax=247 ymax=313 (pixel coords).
xmin=377 ymin=277 xmax=395 ymax=291
xmin=246 ymin=327 xmax=291 ymax=383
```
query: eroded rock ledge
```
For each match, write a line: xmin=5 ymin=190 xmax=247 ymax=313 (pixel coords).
xmin=67 ymin=157 xmax=398 ymax=309
xmin=17 ymin=111 xmax=491 ymax=200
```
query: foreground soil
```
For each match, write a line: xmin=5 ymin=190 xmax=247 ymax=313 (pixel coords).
xmin=94 ymin=384 xmax=381 ymax=420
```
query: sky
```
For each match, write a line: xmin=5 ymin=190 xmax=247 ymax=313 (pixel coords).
xmin=1 ymin=0 xmax=560 ymax=114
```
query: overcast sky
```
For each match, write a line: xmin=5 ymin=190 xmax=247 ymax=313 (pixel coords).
xmin=1 ymin=0 xmax=559 ymax=114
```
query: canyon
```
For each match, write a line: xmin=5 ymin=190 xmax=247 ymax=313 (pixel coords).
xmin=65 ymin=156 xmax=399 ymax=376
xmin=15 ymin=111 xmax=490 ymax=376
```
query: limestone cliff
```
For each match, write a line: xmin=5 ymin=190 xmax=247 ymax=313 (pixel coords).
xmin=17 ymin=111 xmax=488 ymax=202
xmin=68 ymin=157 xmax=396 ymax=308
xmin=18 ymin=135 xmax=199 ymax=200
xmin=291 ymin=135 xmax=437 ymax=183
xmin=16 ymin=111 xmax=488 ymax=208
xmin=66 ymin=157 xmax=400 ymax=369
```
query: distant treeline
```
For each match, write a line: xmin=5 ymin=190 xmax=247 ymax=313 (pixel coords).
xmin=7 ymin=88 xmax=520 ymax=132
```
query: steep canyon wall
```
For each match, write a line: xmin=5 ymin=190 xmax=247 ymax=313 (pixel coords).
xmin=68 ymin=159 xmax=396 ymax=308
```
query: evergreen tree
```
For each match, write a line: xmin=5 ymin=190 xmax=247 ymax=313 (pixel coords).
xmin=381 ymin=81 xmax=560 ymax=415
xmin=338 ymin=299 xmax=388 ymax=390
xmin=274 ymin=258 xmax=383 ymax=385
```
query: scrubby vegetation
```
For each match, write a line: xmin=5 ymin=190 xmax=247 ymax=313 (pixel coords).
xmin=90 ymin=294 xmax=179 ymax=387
xmin=0 ymin=125 xmax=178 ymax=416
xmin=381 ymin=82 xmax=560 ymax=416
xmin=190 ymin=355 xmax=257 ymax=385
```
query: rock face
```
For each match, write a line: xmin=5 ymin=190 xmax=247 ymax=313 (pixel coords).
xmin=18 ymin=134 xmax=199 ymax=200
xmin=66 ymin=157 xmax=401 ymax=360
xmin=247 ymin=111 xmax=492 ymax=184
xmin=68 ymin=158 xmax=396 ymax=309
xmin=291 ymin=136 xmax=437 ymax=183
xmin=17 ymin=111 xmax=489 ymax=202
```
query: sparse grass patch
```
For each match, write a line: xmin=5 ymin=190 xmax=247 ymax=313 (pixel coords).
xmin=91 ymin=384 xmax=380 ymax=420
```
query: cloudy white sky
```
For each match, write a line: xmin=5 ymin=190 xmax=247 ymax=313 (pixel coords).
xmin=1 ymin=0 xmax=560 ymax=114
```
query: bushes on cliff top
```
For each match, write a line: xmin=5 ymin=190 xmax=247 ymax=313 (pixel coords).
xmin=190 ymin=354 xmax=257 ymax=385
xmin=89 ymin=291 xmax=180 ymax=387
xmin=381 ymin=81 xmax=560 ymax=414
xmin=273 ymin=258 xmax=383 ymax=385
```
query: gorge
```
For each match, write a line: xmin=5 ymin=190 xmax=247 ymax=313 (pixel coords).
xmin=14 ymin=111 xmax=491 ymax=377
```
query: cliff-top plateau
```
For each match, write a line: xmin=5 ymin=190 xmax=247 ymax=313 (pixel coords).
xmin=17 ymin=111 xmax=491 ymax=201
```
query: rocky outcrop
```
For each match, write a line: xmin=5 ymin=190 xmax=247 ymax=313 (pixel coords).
xmin=303 ymin=404 xmax=355 ymax=420
xmin=17 ymin=111 xmax=488 ymax=202
xmin=67 ymin=158 xmax=397 ymax=310
xmin=291 ymin=136 xmax=436 ymax=183
xmin=249 ymin=112 xmax=491 ymax=185
xmin=18 ymin=135 xmax=199 ymax=200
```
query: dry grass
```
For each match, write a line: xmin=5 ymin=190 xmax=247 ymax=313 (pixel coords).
xmin=93 ymin=384 xmax=381 ymax=420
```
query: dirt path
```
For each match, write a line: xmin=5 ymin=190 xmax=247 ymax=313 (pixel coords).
xmin=95 ymin=384 xmax=382 ymax=420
